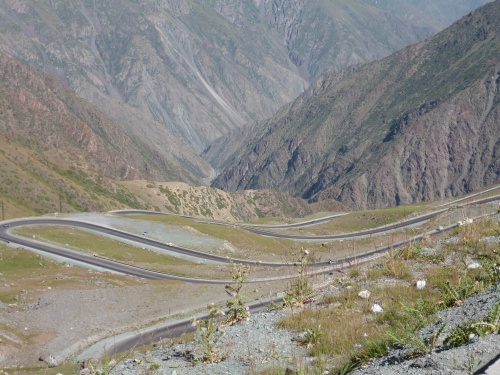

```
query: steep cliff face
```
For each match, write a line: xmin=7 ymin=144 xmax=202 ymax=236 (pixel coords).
xmin=0 ymin=0 xmax=490 ymax=160
xmin=212 ymin=1 xmax=500 ymax=209
xmin=322 ymin=75 xmax=500 ymax=208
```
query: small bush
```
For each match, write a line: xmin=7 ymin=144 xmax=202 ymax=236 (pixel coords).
xmin=296 ymin=326 xmax=324 ymax=349
xmin=444 ymin=303 xmax=500 ymax=349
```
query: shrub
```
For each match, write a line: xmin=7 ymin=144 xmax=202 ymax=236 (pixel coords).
xmin=295 ymin=326 xmax=323 ymax=349
xmin=444 ymin=303 xmax=500 ymax=349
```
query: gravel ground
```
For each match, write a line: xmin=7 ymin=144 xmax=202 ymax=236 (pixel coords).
xmin=99 ymin=285 xmax=500 ymax=375
xmin=107 ymin=308 xmax=308 ymax=375
xmin=350 ymin=285 xmax=500 ymax=375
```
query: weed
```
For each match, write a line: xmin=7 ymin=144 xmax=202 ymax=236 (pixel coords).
xmin=192 ymin=304 xmax=226 ymax=363
xmin=366 ymin=258 xmax=413 ymax=281
xmin=283 ymin=248 xmax=314 ymax=308
xmin=444 ymin=303 xmax=500 ymax=349
xmin=150 ymin=363 xmax=160 ymax=370
xmin=396 ymin=244 xmax=423 ymax=260
xmin=462 ymin=344 xmax=482 ymax=375
xmin=348 ymin=268 xmax=360 ymax=278
xmin=387 ymin=298 xmax=443 ymax=356
xmin=441 ymin=276 xmax=484 ymax=307
xmin=477 ymin=254 xmax=500 ymax=287
xmin=87 ymin=355 xmax=116 ymax=375
xmin=295 ymin=326 xmax=323 ymax=349
xmin=225 ymin=263 xmax=250 ymax=325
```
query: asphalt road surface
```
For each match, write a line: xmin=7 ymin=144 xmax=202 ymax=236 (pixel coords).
xmin=1 ymin=189 xmax=499 ymax=358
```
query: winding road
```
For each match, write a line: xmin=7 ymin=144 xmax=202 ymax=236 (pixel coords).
xmin=1 ymin=193 xmax=499 ymax=280
xmin=1 ymin=187 xmax=499 ymax=359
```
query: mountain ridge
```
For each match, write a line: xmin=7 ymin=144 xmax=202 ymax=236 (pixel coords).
xmin=0 ymin=0 xmax=491 ymax=160
xmin=212 ymin=0 xmax=500 ymax=209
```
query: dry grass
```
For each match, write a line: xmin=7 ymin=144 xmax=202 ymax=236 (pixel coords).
xmin=118 ymin=214 xmax=312 ymax=260
xmin=12 ymin=226 xmax=224 ymax=276
xmin=280 ymin=204 xmax=428 ymax=235
xmin=278 ymin=284 xmax=440 ymax=370
xmin=0 ymin=243 xmax=143 ymax=304
xmin=271 ymin=216 xmax=500 ymax=373
xmin=366 ymin=258 xmax=413 ymax=281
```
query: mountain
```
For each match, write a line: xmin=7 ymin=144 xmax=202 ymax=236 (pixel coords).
xmin=0 ymin=0 xmax=491 ymax=162
xmin=0 ymin=50 xmax=346 ymax=219
xmin=0 ymin=51 xmax=213 ymax=214
xmin=212 ymin=0 xmax=500 ymax=209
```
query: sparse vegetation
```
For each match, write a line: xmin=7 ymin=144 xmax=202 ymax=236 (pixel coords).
xmin=225 ymin=263 xmax=250 ymax=325
xmin=274 ymin=216 xmax=500 ymax=374
xmin=192 ymin=304 xmax=227 ymax=364
xmin=444 ymin=303 xmax=500 ymax=349
xmin=283 ymin=248 xmax=314 ymax=308
xmin=2 ymin=168 xmax=499 ymax=374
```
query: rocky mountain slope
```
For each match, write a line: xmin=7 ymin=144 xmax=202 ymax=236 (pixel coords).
xmin=212 ymin=0 xmax=500 ymax=209
xmin=0 ymin=50 xmax=342 ymax=219
xmin=120 ymin=180 xmax=349 ymax=222
xmin=0 ymin=51 xmax=213 ymax=215
xmin=0 ymin=0 xmax=491 ymax=163
xmin=0 ymin=52 xmax=340 ymax=219
xmin=0 ymin=51 xmax=211 ymax=182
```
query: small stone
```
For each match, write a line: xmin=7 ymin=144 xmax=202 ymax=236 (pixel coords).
xmin=371 ymin=304 xmax=383 ymax=313
xmin=416 ymin=280 xmax=426 ymax=289
xmin=358 ymin=290 xmax=371 ymax=299
xmin=468 ymin=262 xmax=481 ymax=269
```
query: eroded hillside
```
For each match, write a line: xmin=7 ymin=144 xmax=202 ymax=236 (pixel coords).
xmin=213 ymin=0 xmax=500 ymax=209
xmin=0 ymin=0 xmax=490 ymax=159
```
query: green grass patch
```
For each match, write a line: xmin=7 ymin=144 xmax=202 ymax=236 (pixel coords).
xmin=274 ymin=217 xmax=500 ymax=373
xmin=116 ymin=214 xmax=301 ymax=259
xmin=13 ymin=226 xmax=196 ymax=272
xmin=1 ymin=362 xmax=80 ymax=375
xmin=284 ymin=204 xmax=428 ymax=235
xmin=0 ymin=245 xmax=59 ymax=277
xmin=279 ymin=284 xmax=441 ymax=370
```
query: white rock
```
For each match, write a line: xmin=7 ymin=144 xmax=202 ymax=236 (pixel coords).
xmin=358 ymin=290 xmax=371 ymax=299
xmin=466 ymin=218 xmax=474 ymax=224
xmin=371 ymin=304 xmax=383 ymax=313
xmin=416 ymin=280 xmax=426 ymax=289
xmin=468 ymin=262 xmax=482 ymax=269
